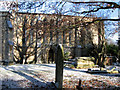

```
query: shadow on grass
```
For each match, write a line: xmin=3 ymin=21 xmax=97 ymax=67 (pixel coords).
xmin=35 ymin=64 xmax=56 ymax=68
xmin=64 ymin=67 xmax=87 ymax=73
xmin=2 ymin=69 xmax=48 ymax=89
xmin=64 ymin=67 xmax=120 ymax=78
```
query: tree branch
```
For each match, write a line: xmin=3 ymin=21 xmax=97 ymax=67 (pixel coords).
xmin=86 ymin=19 xmax=120 ymax=25
xmin=70 ymin=1 xmax=120 ymax=14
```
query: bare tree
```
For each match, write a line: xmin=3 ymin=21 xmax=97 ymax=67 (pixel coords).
xmin=12 ymin=13 xmax=41 ymax=64
xmin=67 ymin=1 xmax=119 ymax=65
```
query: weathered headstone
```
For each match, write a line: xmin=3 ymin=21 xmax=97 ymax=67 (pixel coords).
xmin=55 ymin=44 xmax=64 ymax=89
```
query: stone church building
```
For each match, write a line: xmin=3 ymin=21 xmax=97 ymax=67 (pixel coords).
xmin=0 ymin=11 xmax=105 ymax=64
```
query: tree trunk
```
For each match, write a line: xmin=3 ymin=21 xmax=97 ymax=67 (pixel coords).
xmin=97 ymin=21 xmax=106 ymax=67
xmin=21 ymin=17 xmax=27 ymax=64
xmin=20 ymin=54 xmax=24 ymax=64
xmin=34 ymin=29 xmax=38 ymax=64
xmin=63 ymin=30 xmax=65 ymax=45
xmin=74 ymin=19 xmax=78 ymax=58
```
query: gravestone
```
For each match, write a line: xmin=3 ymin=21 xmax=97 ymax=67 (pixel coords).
xmin=55 ymin=44 xmax=64 ymax=89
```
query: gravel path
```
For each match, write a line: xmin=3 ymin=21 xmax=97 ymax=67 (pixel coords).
xmin=0 ymin=64 xmax=120 ymax=89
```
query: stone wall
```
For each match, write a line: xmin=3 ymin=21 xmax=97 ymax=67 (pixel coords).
xmin=0 ymin=11 xmax=13 ymax=64
xmin=0 ymin=11 xmax=8 ymax=62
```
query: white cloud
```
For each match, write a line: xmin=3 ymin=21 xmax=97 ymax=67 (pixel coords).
xmin=109 ymin=33 xmax=118 ymax=44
